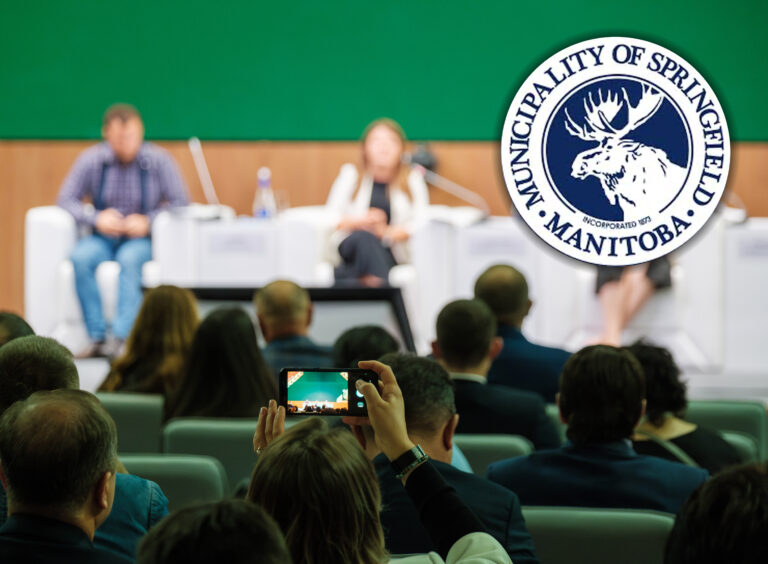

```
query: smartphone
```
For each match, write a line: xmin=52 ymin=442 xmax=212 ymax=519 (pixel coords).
xmin=278 ymin=368 xmax=378 ymax=416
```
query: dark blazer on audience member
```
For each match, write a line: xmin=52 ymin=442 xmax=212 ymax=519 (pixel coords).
xmin=374 ymin=454 xmax=539 ymax=563
xmin=486 ymin=440 xmax=709 ymax=514
xmin=0 ymin=513 xmax=132 ymax=564
xmin=487 ymin=324 xmax=571 ymax=403
xmin=262 ymin=335 xmax=333 ymax=377
xmin=451 ymin=374 xmax=562 ymax=450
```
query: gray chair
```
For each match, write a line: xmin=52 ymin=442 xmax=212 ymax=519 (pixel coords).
xmin=120 ymin=454 xmax=228 ymax=511
xmin=453 ymin=434 xmax=533 ymax=477
xmin=685 ymin=400 xmax=767 ymax=461
xmin=522 ymin=506 xmax=675 ymax=564
xmin=163 ymin=418 xmax=258 ymax=493
xmin=545 ymin=403 xmax=567 ymax=444
xmin=96 ymin=392 xmax=164 ymax=453
xmin=721 ymin=430 xmax=760 ymax=463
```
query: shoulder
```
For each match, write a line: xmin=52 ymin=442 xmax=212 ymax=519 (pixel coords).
xmin=633 ymin=453 xmax=709 ymax=482
xmin=115 ymin=473 xmax=168 ymax=508
xmin=140 ymin=142 xmax=178 ymax=168
xmin=487 ymin=384 xmax=546 ymax=410
xmin=72 ymin=143 xmax=110 ymax=168
xmin=439 ymin=461 xmax=517 ymax=503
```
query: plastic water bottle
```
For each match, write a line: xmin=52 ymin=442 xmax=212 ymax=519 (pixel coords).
xmin=253 ymin=167 xmax=277 ymax=218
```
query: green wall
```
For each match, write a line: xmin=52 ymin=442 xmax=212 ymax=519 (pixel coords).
xmin=0 ymin=0 xmax=765 ymax=140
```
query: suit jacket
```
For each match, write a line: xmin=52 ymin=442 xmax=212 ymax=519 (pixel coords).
xmin=486 ymin=440 xmax=709 ymax=514
xmin=487 ymin=325 xmax=571 ymax=403
xmin=451 ymin=374 xmax=561 ymax=449
xmin=262 ymin=335 xmax=333 ymax=378
xmin=0 ymin=513 xmax=132 ymax=564
xmin=375 ymin=454 xmax=539 ymax=563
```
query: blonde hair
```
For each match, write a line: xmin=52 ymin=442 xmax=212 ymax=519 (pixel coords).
xmin=246 ymin=418 xmax=387 ymax=564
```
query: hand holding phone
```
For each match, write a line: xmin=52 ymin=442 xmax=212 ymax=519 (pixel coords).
xmin=279 ymin=368 xmax=378 ymax=416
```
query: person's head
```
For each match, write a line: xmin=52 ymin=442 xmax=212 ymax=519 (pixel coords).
xmin=255 ymin=280 xmax=313 ymax=342
xmin=110 ymin=285 xmax=199 ymax=395
xmin=332 ymin=325 xmax=400 ymax=367
xmin=432 ymin=299 xmax=502 ymax=375
xmin=0 ymin=335 xmax=79 ymax=416
xmin=625 ymin=340 xmax=687 ymax=427
xmin=137 ymin=499 xmax=291 ymax=564
xmin=246 ymin=418 xmax=386 ymax=564
xmin=166 ymin=307 xmax=276 ymax=420
xmin=474 ymin=264 xmax=532 ymax=328
xmin=361 ymin=118 xmax=406 ymax=183
xmin=102 ymin=103 xmax=144 ymax=164
xmin=378 ymin=353 xmax=458 ymax=463
xmin=558 ymin=345 xmax=646 ymax=445
xmin=665 ymin=463 xmax=768 ymax=564
xmin=0 ymin=389 xmax=118 ymax=536
xmin=0 ymin=311 xmax=34 ymax=348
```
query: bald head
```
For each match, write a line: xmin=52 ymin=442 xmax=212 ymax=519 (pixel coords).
xmin=254 ymin=281 xmax=312 ymax=342
xmin=474 ymin=264 xmax=531 ymax=328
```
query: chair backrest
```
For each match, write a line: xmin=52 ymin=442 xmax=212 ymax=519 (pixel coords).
xmin=163 ymin=418 xmax=258 ymax=494
xmin=685 ymin=400 xmax=767 ymax=461
xmin=545 ymin=403 xmax=567 ymax=444
xmin=453 ymin=434 xmax=532 ymax=477
xmin=120 ymin=454 xmax=228 ymax=511
xmin=96 ymin=392 xmax=164 ymax=453
xmin=522 ymin=506 xmax=675 ymax=564
xmin=720 ymin=431 xmax=760 ymax=463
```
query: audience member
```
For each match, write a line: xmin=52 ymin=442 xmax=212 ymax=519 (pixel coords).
xmin=100 ymin=285 xmax=199 ymax=400
xmin=137 ymin=499 xmax=291 ymax=564
xmin=0 ymin=389 xmax=130 ymax=563
xmin=0 ymin=336 xmax=169 ymax=559
xmin=0 ymin=312 xmax=34 ymax=348
xmin=347 ymin=353 xmax=538 ymax=562
xmin=255 ymin=280 xmax=333 ymax=377
xmin=165 ymin=307 xmax=277 ymax=420
xmin=247 ymin=361 xmax=512 ymax=563
xmin=664 ymin=462 xmax=768 ymax=564
xmin=57 ymin=104 xmax=189 ymax=357
xmin=474 ymin=264 xmax=570 ymax=402
xmin=332 ymin=325 xmax=400 ymax=366
xmin=628 ymin=341 xmax=741 ymax=474
xmin=487 ymin=345 xmax=708 ymax=513
xmin=433 ymin=299 xmax=560 ymax=449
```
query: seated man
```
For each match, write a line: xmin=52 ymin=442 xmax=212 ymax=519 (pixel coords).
xmin=474 ymin=264 xmax=570 ymax=402
xmin=486 ymin=345 xmax=708 ymax=514
xmin=0 ymin=389 xmax=130 ymax=563
xmin=432 ymin=299 xmax=561 ymax=449
xmin=137 ymin=499 xmax=291 ymax=564
xmin=57 ymin=104 xmax=189 ymax=357
xmin=665 ymin=463 xmax=768 ymax=563
xmin=254 ymin=280 xmax=333 ymax=377
xmin=0 ymin=312 xmax=34 ymax=348
xmin=0 ymin=336 xmax=168 ymax=559
xmin=347 ymin=353 xmax=539 ymax=563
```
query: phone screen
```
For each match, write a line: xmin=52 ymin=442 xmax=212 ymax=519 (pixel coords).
xmin=279 ymin=368 xmax=376 ymax=416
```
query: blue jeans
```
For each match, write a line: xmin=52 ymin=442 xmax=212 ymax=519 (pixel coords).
xmin=70 ymin=234 xmax=152 ymax=341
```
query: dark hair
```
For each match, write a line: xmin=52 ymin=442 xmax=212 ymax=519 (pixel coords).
xmin=0 ymin=389 xmax=117 ymax=512
xmin=625 ymin=340 xmax=687 ymax=427
xmin=165 ymin=308 xmax=277 ymax=420
xmin=559 ymin=345 xmax=645 ymax=445
xmin=379 ymin=353 xmax=455 ymax=435
xmin=137 ymin=499 xmax=291 ymax=564
xmin=474 ymin=264 xmax=529 ymax=319
xmin=436 ymin=299 xmax=497 ymax=369
xmin=665 ymin=463 xmax=768 ymax=564
xmin=0 ymin=312 xmax=34 ymax=348
xmin=102 ymin=103 xmax=141 ymax=127
xmin=332 ymin=325 xmax=400 ymax=367
xmin=0 ymin=336 xmax=79 ymax=416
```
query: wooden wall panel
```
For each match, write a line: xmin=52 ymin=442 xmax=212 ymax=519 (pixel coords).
xmin=1 ymin=141 xmax=766 ymax=315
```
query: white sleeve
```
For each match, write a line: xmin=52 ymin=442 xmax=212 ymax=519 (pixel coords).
xmin=325 ymin=163 xmax=359 ymax=215
xmin=388 ymin=533 xmax=512 ymax=564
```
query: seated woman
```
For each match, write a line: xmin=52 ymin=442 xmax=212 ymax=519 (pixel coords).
xmin=248 ymin=361 xmax=511 ymax=564
xmin=99 ymin=285 xmax=198 ymax=401
xmin=327 ymin=118 xmax=429 ymax=287
xmin=164 ymin=307 xmax=277 ymax=420
xmin=629 ymin=341 xmax=741 ymax=474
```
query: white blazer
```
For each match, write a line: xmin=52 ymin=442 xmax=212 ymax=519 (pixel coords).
xmin=325 ymin=163 xmax=429 ymax=265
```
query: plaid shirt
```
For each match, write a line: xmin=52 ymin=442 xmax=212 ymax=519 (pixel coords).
xmin=57 ymin=142 xmax=189 ymax=227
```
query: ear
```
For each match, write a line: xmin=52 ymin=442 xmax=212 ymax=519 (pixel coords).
xmin=306 ymin=303 xmax=314 ymax=328
xmin=488 ymin=337 xmax=503 ymax=360
xmin=431 ymin=340 xmax=441 ymax=359
xmin=556 ymin=393 xmax=567 ymax=424
xmin=635 ymin=399 xmax=647 ymax=428
xmin=442 ymin=413 xmax=460 ymax=451
xmin=0 ymin=461 xmax=8 ymax=490
xmin=256 ymin=315 xmax=269 ymax=341
xmin=524 ymin=299 xmax=533 ymax=317
xmin=95 ymin=471 xmax=113 ymax=511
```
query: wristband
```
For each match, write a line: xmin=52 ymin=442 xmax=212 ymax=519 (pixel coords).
xmin=391 ymin=445 xmax=429 ymax=480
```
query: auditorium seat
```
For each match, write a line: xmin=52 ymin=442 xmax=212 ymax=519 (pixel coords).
xmin=685 ymin=400 xmax=768 ymax=461
xmin=522 ymin=506 xmax=675 ymax=564
xmin=720 ymin=431 xmax=760 ymax=463
xmin=96 ymin=392 xmax=164 ymax=453
xmin=120 ymin=454 xmax=228 ymax=511
xmin=545 ymin=403 xmax=567 ymax=444
xmin=453 ymin=434 xmax=532 ymax=477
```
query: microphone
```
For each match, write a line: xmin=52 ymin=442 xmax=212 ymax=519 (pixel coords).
xmin=188 ymin=137 xmax=221 ymax=206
